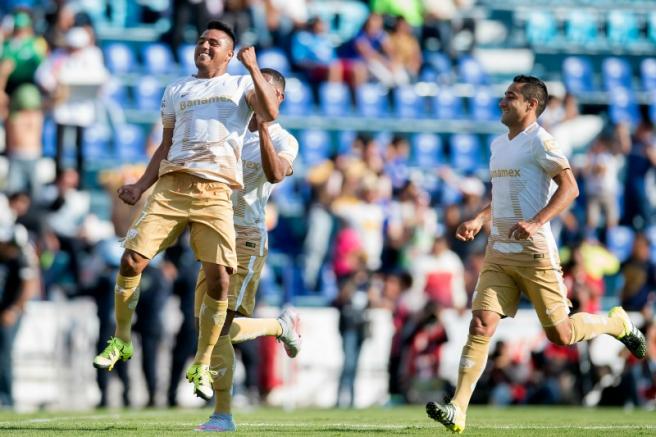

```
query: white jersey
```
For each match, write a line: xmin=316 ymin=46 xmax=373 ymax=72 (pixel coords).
xmin=486 ymin=122 xmax=570 ymax=268
xmin=233 ymin=122 xmax=298 ymax=234
xmin=159 ymin=73 xmax=254 ymax=188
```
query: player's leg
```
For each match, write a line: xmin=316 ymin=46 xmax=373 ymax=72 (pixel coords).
xmin=427 ymin=263 xmax=519 ymax=433
xmin=94 ymin=175 xmax=189 ymax=371
xmin=521 ymin=267 xmax=646 ymax=359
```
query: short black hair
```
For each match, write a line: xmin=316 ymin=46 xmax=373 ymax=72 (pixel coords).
xmin=512 ymin=75 xmax=548 ymax=116
xmin=261 ymin=68 xmax=286 ymax=92
xmin=206 ymin=21 xmax=236 ymax=47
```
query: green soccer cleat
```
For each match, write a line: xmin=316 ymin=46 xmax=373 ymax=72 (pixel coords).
xmin=426 ymin=401 xmax=466 ymax=434
xmin=93 ymin=337 xmax=133 ymax=371
xmin=185 ymin=363 xmax=216 ymax=401
xmin=277 ymin=307 xmax=302 ymax=358
xmin=609 ymin=306 xmax=647 ymax=359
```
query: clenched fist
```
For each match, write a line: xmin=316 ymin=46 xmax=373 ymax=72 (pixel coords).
xmin=237 ymin=46 xmax=258 ymax=71
xmin=117 ymin=183 xmax=144 ymax=206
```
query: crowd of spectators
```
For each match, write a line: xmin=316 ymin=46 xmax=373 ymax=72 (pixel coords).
xmin=0 ymin=0 xmax=653 ymax=411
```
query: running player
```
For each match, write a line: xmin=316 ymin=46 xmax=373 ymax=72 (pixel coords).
xmin=426 ymin=75 xmax=647 ymax=433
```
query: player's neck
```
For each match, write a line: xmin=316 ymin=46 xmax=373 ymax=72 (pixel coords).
xmin=507 ymin=117 xmax=537 ymax=140
xmin=195 ymin=66 xmax=227 ymax=79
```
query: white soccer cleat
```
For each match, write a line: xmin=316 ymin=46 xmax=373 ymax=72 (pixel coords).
xmin=277 ymin=307 xmax=302 ymax=358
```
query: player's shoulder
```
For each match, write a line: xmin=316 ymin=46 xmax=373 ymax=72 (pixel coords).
xmin=533 ymin=123 xmax=560 ymax=151
xmin=166 ymin=75 xmax=195 ymax=92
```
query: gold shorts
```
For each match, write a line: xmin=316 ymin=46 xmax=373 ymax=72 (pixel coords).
xmin=195 ymin=228 xmax=267 ymax=317
xmin=123 ymin=173 xmax=237 ymax=269
xmin=473 ymin=262 xmax=571 ymax=327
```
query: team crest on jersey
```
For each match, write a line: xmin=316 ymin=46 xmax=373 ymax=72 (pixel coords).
xmin=543 ymin=139 xmax=558 ymax=152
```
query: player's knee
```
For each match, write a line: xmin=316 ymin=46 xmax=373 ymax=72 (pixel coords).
xmin=120 ymin=250 xmax=148 ymax=276
xmin=545 ymin=324 xmax=572 ymax=346
xmin=469 ymin=312 xmax=497 ymax=337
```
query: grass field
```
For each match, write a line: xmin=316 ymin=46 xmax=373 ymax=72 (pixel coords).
xmin=0 ymin=406 xmax=654 ymax=436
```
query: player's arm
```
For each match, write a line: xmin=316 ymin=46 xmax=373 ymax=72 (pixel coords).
xmin=117 ymin=127 xmax=173 ymax=205
xmin=508 ymin=168 xmax=579 ymax=240
xmin=455 ymin=203 xmax=491 ymax=242
xmin=238 ymin=47 xmax=279 ymax=122
xmin=258 ymin=120 xmax=291 ymax=183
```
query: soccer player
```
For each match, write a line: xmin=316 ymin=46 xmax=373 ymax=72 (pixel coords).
xmin=92 ymin=21 xmax=280 ymax=401
xmin=426 ymin=75 xmax=647 ymax=433
xmin=194 ymin=68 xmax=300 ymax=432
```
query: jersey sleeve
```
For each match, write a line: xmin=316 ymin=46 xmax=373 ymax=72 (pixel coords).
xmin=160 ymin=84 xmax=176 ymax=129
xmin=533 ymin=134 xmax=570 ymax=178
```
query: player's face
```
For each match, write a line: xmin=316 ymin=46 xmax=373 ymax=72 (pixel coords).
xmin=194 ymin=29 xmax=234 ymax=72
xmin=263 ymin=73 xmax=284 ymax=103
xmin=499 ymin=82 xmax=532 ymax=127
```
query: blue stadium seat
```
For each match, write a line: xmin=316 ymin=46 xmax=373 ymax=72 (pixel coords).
xmin=650 ymin=12 xmax=656 ymax=45
xmin=299 ymin=129 xmax=332 ymax=167
xmin=394 ymin=86 xmax=423 ymax=118
xmin=562 ymin=56 xmax=595 ymax=94
xmin=141 ymin=43 xmax=175 ymax=75
xmin=318 ymin=82 xmax=351 ymax=116
xmin=411 ymin=133 xmax=443 ymax=168
xmin=227 ymin=50 xmax=248 ymax=76
xmin=337 ymin=130 xmax=356 ymax=155
xmin=526 ymin=11 xmax=557 ymax=46
xmin=641 ymin=58 xmax=656 ymax=91
xmin=458 ymin=56 xmax=488 ymax=86
xmin=83 ymin=124 xmax=112 ymax=162
xmin=450 ymin=133 xmax=483 ymax=173
xmin=649 ymin=92 xmax=656 ymax=124
xmin=42 ymin=118 xmax=56 ymax=158
xmin=355 ymin=83 xmax=388 ymax=117
xmin=104 ymin=79 xmax=130 ymax=107
xmin=608 ymin=87 xmax=640 ymax=126
xmin=134 ymin=76 xmax=164 ymax=111
xmin=257 ymin=48 xmax=291 ymax=76
xmin=607 ymin=10 xmax=639 ymax=47
xmin=433 ymin=87 xmax=464 ymax=119
xmin=115 ymin=124 xmax=147 ymax=162
xmin=470 ymin=88 xmax=500 ymax=121
xmin=602 ymin=57 xmax=632 ymax=91
xmin=423 ymin=51 xmax=452 ymax=84
xmin=177 ymin=44 xmax=196 ymax=75
xmin=606 ymin=226 xmax=636 ymax=263
xmin=646 ymin=225 xmax=656 ymax=263
xmin=566 ymin=11 xmax=598 ymax=46
xmin=103 ymin=42 xmax=136 ymax=74
xmin=281 ymin=79 xmax=313 ymax=116
xmin=375 ymin=131 xmax=392 ymax=150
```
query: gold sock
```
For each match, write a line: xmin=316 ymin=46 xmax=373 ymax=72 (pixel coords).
xmin=230 ymin=318 xmax=283 ymax=343
xmin=211 ymin=335 xmax=235 ymax=414
xmin=194 ymin=294 xmax=228 ymax=365
xmin=451 ymin=335 xmax=490 ymax=414
xmin=568 ymin=313 xmax=624 ymax=344
xmin=114 ymin=273 xmax=141 ymax=343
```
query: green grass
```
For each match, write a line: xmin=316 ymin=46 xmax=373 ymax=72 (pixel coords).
xmin=0 ymin=406 xmax=654 ymax=436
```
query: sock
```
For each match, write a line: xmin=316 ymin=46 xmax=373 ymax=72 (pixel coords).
xmin=194 ymin=294 xmax=228 ymax=365
xmin=230 ymin=318 xmax=282 ymax=343
xmin=568 ymin=312 xmax=624 ymax=344
xmin=211 ymin=335 xmax=235 ymax=414
xmin=114 ymin=273 xmax=141 ymax=343
xmin=451 ymin=335 xmax=491 ymax=414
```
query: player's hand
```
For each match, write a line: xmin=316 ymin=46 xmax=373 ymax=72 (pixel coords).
xmin=237 ymin=46 xmax=258 ymax=71
xmin=0 ymin=308 xmax=19 ymax=327
xmin=508 ymin=220 xmax=541 ymax=240
xmin=117 ymin=183 xmax=144 ymax=206
xmin=455 ymin=218 xmax=483 ymax=242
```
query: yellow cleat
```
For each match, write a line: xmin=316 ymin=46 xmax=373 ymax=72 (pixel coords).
xmin=185 ymin=363 xmax=216 ymax=400
xmin=609 ymin=306 xmax=647 ymax=359
xmin=93 ymin=337 xmax=133 ymax=371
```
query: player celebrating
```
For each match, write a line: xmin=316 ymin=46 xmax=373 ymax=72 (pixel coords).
xmin=426 ymin=75 xmax=647 ymax=433
xmin=93 ymin=21 xmax=280 ymax=401
xmin=194 ymin=68 xmax=300 ymax=432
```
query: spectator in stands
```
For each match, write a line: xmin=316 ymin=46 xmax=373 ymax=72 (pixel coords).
xmin=620 ymin=233 xmax=656 ymax=316
xmin=412 ymin=235 xmax=467 ymax=309
xmin=388 ymin=16 xmax=422 ymax=81
xmin=0 ymin=10 xmax=47 ymax=99
xmin=35 ymin=26 xmax=109 ymax=180
xmin=334 ymin=271 xmax=371 ymax=408
xmin=262 ymin=0 xmax=309 ymax=48
xmin=563 ymin=243 xmax=603 ymax=314
xmin=371 ymin=0 xmax=423 ymax=28
xmin=0 ymin=223 xmax=39 ymax=408
xmin=421 ymin=0 xmax=475 ymax=57
xmin=43 ymin=2 xmax=76 ymax=50
xmin=221 ymin=0 xmax=255 ymax=47
xmin=3 ymin=83 xmax=44 ymax=198
xmin=383 ymin=135 xmax=411 ymax=193
xmin=584 ymin=135 xmax=620 ymax=235
xmin=621 ymin=120 xmax=656 ymax=230
xmin=341 ymin=13 xmax=409 ymax=88
xmin=290 ymin=17 xmax=366 ymax=86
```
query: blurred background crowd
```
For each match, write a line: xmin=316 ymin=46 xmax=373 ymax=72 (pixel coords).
xmin=0 ymin=0 xmax=655 ymax=411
